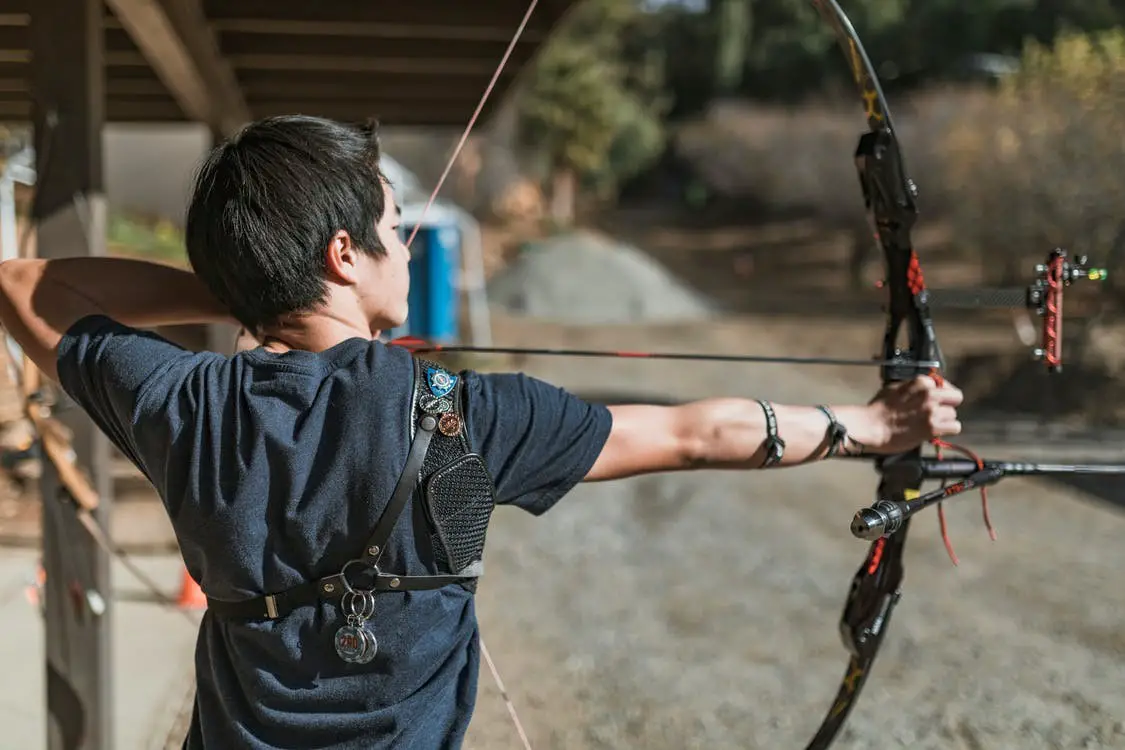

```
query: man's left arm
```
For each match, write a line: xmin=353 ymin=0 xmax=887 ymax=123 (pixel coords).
xmin=588 ymin=376 xmax=962 ymax=480
xmin=0 ymin=256 xmax=232 ymax=382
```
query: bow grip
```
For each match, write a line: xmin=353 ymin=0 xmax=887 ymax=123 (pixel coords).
xmin=880 ymin=350 xmax=925 ymax=383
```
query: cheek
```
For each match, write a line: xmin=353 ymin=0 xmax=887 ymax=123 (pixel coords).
xmin=397 ymin=244 xmax=412 ymax=281
xmin=394 ymin=249 xmax=410 ymax=301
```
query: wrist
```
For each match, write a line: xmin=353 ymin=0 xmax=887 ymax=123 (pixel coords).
xmin=831 ymin=404 xmax=890 ymax=454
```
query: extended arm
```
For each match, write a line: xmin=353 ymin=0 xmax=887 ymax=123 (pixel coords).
xmin=586 ymin=378 xmax=962 ymax=481
xmin=0 ymin=257 xmax=232 ymax=382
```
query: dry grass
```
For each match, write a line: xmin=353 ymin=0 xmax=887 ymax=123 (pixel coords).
xmin=674 ymin=86 xmax=987 ymax=225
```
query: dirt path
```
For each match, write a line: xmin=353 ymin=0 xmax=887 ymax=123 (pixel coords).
xmin=463 ymin=316 xmax=1125 ymax=750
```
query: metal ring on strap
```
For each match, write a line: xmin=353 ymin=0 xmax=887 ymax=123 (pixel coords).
xmin=339 ymin=558 xmax=379 ymax=596
xmin=342 ymin=589 xmax=376 ymax=620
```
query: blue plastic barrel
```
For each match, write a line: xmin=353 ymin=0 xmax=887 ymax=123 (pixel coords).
xmin=394 ymin=221 xmax=461 ymax=343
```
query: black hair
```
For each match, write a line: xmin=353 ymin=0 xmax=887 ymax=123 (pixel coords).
xmin=185 ymin=115 xmax=388 ymax=332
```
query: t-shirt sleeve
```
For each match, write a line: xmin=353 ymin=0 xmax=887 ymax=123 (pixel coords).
xmin=461 ymin=370 xmax=612 ymax=515
xmin=55 ymin=314 xmax=210 ymax=483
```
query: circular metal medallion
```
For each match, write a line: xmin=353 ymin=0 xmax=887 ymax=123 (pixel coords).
xmin=334 ymin=625 xmax=367 ymax=663
xmin=438 ymin=412 xmax=463 ymax=437
xmin=356 ymin=627 xmax=378 ymax=664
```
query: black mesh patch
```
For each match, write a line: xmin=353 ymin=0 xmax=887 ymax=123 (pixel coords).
xmin=425 ymin=454 xmax=496 ymax=574
xmin=411 ymin=358 xmax=497 ymax=586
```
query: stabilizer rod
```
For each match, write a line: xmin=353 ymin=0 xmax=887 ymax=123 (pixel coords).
xmin=849 ymin=458 xmax=1125 ymax=540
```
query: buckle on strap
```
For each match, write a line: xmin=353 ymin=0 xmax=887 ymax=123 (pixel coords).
xmin=265 ymin=595 xmax=279 ymax=619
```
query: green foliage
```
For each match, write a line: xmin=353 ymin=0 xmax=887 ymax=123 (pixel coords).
xmin=1008 ymin=27 xmax=1125 ymax=104
xmin=514 ymin=0 xmax=1125 ymax=236
xmin=646 ymin=0 xmax=1125 ymax=107
xmin=517 ymin=0 xmax=670 ymax=203
xmin=108 ymin=213 xmax=187 ymax=266
xmin=519 ymin=40 xmax=623 ymax=175
xmin=942 ymin=28 xmax=1125 ymax=282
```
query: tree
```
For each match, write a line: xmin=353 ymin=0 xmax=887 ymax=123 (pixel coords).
xmin=517 ymin=0 xmax=669 ymax=226
xmin=712 ymin=0 xmax=753 ymax=96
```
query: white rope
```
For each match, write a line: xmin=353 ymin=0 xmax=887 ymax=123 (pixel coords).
xmin=480 ymin=636 xmax=533 ymax=750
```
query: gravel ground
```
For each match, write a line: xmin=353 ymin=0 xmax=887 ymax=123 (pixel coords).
xmin=462 ymin=316 xmax=1125 ymax=750
xmin=486 ymin=230 xmax=716 ymax=325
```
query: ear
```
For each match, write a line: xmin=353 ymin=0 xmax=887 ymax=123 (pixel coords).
xmin=324 ymin=230 xmax=361 ymax=285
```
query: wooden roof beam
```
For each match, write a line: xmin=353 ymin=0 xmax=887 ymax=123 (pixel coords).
xmin=201 ymin=0 xmax=542 ymax=30
xmin=0 ymin=97 xmax=474 ymax=126
xmin=105 ymin=50 xmax=534 ymax=76
xmin=215 ymin=33 xmax=527 ymax=60
xmin=204 ymin=18 xmax=544 ymax=44
xmin=0 ymin=72 xmax=507 ymax=101
xmin=104 ymin=0 xmax=249 ymax=135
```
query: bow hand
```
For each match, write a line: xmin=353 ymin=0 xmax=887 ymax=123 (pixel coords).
xmin=857 ymin=376 xmax=964 ymax=455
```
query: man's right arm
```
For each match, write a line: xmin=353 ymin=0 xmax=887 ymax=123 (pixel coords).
xmin=586 ymin=377 xmax=963 ymax=482
xmin=0 ymin=257 xmax=232 ymax=382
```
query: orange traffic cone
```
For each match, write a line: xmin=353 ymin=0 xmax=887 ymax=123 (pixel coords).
xmin=25 ymin=565 xmax=45 ymax=608
xmin=177 ymin=567 xmax=207 ymax=610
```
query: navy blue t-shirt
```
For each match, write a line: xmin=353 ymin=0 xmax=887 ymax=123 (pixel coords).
xmin=56 ymin=315 xmax=612 ymax=749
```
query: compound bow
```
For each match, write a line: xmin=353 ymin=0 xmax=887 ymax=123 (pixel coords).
xmin=800 ymin=2 xmax=1125 ymax=748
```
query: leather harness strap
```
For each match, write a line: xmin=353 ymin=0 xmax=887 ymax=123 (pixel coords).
xmin=205 ymin=371 xmax=477 ymax=621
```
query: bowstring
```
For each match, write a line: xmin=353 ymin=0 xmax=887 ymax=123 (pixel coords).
xmin=404 ymin=0 xmax=540 ymax=250
xmin=410 ymin=2 xmax=541 ymax=747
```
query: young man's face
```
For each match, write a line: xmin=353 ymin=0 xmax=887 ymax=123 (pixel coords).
xmin=364 ymin=179 xmax=411 ymax=332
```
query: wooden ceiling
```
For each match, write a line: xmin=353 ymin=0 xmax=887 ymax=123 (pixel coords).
xmin=0 ymin=0 xmax=576 ymax=130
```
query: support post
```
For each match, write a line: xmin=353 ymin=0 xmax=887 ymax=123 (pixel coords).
xmin=30 ymin=0 xmax=114 ymax=747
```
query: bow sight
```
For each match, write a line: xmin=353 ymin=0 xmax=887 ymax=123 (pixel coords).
xmin=909 ymin=247 xmax=1108 ymax=373
xmin=1027 ymin=250 xmax=1107 ymax=372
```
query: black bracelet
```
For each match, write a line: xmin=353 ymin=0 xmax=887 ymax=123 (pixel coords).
xmin=756 ymin=400 xmax=785 ymax=467
xmin=815 ymin=405 xmax=866 ymax=457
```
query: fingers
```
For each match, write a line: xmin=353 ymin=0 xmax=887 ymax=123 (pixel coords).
xmin=868 ymin=375 xmax=965 ymax=450
xmin=911 ymin=375 xmax=964 ymax=407
xmin=930 ymin=404 xmax=962 ymax=436
xmin=909 ymin=376 xmax=963 ymax=437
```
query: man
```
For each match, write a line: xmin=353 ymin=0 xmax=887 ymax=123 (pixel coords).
xmin=0 ymin=115 xmax=962 ymax=749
